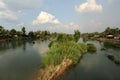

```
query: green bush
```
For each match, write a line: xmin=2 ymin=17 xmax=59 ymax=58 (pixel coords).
xmin=43 ymin=41 xmax=87 ymax=67
xmin=87 ymin=43 xmax=96 ymax=53
xmin=104 ymin=41 xmax=120 ymax=48
xmin=42 ymin=34 xmax=87 ymax=67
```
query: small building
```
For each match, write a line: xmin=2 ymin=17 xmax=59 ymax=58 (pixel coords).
xmin=106 ymin=35 xmax=114 ymax=39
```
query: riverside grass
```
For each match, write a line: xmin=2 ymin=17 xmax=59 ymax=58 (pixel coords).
xmin=38 ymin=33 xmax=89 ymax=80
xmin=43 ymin=39 xmax=87 ymax=67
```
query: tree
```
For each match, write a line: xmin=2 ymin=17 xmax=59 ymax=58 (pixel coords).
xmin=114 ymin=28 xmax=119 ymax=36
xmin=74 ymin=30 xmax=80 ymax=42
xmin=28 ymin=31 xmax=35 ymax=39
xmin=0 ymin=26 xmax=4 ymax=35
xmin=16 ymin=31 xmax=22 ymax=37
xmin=105 ymin=27 xmax=111 ymax=35
xmin=0 ymin=26 xmax=3 ymax=30
xmin=22 ymin=27 xmax=26 ymax=35
xmin=9 ymin=29 xmax=16 ymax=36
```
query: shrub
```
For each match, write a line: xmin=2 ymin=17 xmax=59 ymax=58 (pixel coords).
xmin=87 ymin=43 xmax=96 ymax=53
xmin=42 ymin=34 xmax=87 ymax=67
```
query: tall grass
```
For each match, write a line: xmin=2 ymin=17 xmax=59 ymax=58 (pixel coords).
xmin=42 ymin=34 xmax=87 ymax=67
xmin=87 ymin=43 xmax=96 ymax=53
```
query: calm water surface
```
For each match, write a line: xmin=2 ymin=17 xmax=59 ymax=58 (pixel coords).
xmin=0 ymin=39 xmax=120 ymax=80
xmin=0 ymin=40 xmax=49 ymax=80
xmin=61 ymin=39 xmax=120 ymax=80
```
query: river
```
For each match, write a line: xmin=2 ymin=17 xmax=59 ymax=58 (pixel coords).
xmin=0 ymin=40 xmax=49 ymax=80
xmin=61 ymin=39 xmax=120 ymax=80
xmin=0 ymin=39 xmax=120 ymax=80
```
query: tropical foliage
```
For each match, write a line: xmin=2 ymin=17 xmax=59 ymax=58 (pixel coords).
xmin=0 ymin=26 xmax=51 ymax=41
xmin=74 ymin=30 xmax=81 ymax=42
xmin=43 ymin=33 xmax=87 ymax=67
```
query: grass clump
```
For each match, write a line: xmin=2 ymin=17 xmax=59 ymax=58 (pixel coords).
xmin=104 ymin=41 xmax=120 ymax=48
xmin=42 ymin=34 xmax=87 ymax=67
xmin=87 ymin=43 xmax=97 ymax=53
xmin=107 ymin=54 xmax=120 ymax=65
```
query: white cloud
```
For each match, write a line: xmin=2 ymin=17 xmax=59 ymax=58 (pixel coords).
xmin=0 ymin=10 xmax=17 ymax=20
xmin=16 ymin=22 xmax=24 ymax=27
xmin=0 ymin=1 xmax=7 ymax=9
xmin=0 ymin=1 xmax=17 ymax=20
xmin=32 ymin=11 xmax=81 ymax=33
xmin=75 ymin=0 xmax=102 ymax=13
xmin=32 ymin=11 xmax=60 ymax=25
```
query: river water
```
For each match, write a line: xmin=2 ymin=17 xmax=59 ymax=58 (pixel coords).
xmin=0 ymin=40 xmax=49 ymax=80
xmin=0 ymin=39 xmax=120 ymax=80
xmin=61 ymin=39 xmax=120 ymax=80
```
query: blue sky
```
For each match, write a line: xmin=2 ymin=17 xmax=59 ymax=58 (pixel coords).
xmin=0 ymin=0 xmax=120 ymax=33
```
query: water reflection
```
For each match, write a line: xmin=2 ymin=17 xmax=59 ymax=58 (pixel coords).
xmin=23 ymin=41 xmax=26 ymax=51
xmin=61 ymin=40 xmax=120 ymax=80
xmin=0 ymin=41 xmax=25 ymax=51
xmin=0 ymin=41 xmax=49 ymax=80
xmin=33 ymin=40 xmax=50 ymax=55
xmin=106 ymin=54 xmax=120 ymax=65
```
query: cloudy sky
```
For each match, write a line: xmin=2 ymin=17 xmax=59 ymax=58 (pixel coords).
xmin=0 ymin=0 xmax=120 ymax=33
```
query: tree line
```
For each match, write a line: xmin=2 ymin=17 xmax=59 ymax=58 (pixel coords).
xmin=82 ymin=27 xmax=120 ymax=38
xmin=0 ymin=26 xmax=52 ymax=41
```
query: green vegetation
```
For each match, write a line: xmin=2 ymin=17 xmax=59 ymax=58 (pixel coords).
xmin=103 ymin=27 xmax=120 ymax=36
xmin=101 ymin=47 xmax=107 ymax=51
xmin=87 ymin=43 xmax=97 ymax=53
xmin=104 ymin=41 xmax=120 ymax=48
xmin=42 ymin=32 xmax=87 ymax=67
xmin=107 ymin=54 xmax=120 ymax=65
xmin=81 ymin=27 xmax=120 ymax=39
xmin=22 ymin=27 xmax=26 ymax=35
xmin=39 ymin=31 xmax=88 ymax=80
xmin=0 ymin=26 xmax=51 ymax=42
xmin=74 ymin=30 xmax=81 ymax=42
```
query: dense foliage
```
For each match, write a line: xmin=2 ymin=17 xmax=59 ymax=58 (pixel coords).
xmin=0 ymin=26 xmax=51 ymax=41
xmin=43 ymin=33 xmax=87 ymax=67
xmin=104 ymin=41 xmax=120 ymax=48
xmin=82 ymin=27 xmax=120 ymax=38
xmin=107 ymin=54 xmax=120 ymax=65
xmin=74 ymin=30 xmax=81 ymax=42
xmin=87 ymin=43 xmax=97 ymax=53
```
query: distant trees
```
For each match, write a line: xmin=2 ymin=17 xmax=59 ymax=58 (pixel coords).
xmin=103 ymin=27 xmax=120 ymax=36
xmin=82 ymin=27 xmax=120 ymax=38
xmin=74 ymin=30 xmax=80 ymax=42
xmin=28 ymin=31 xmax=35 ymax=39
xmin=10 ymin=29 xmax=16 ymax=37
xmin=22 ymin=27 xmax=26 ymax=35
xmin=0 ymin=26 xmax=4 ymax=35
xmin=0 ymin=26 xmax=51 ymax=41
xmin=1 ymin=25 xmax=119 ymax=42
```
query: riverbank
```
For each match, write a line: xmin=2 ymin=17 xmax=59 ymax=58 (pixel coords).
xmin=38 ymin=59 xmax=74 ymax=80
xmin=29 ymin=59 xmax=74 ymax=80
xmin=96 ymin=37 xmax=120 ymax=42
xmin=36 ymin=34 xmax=87 ymax=80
